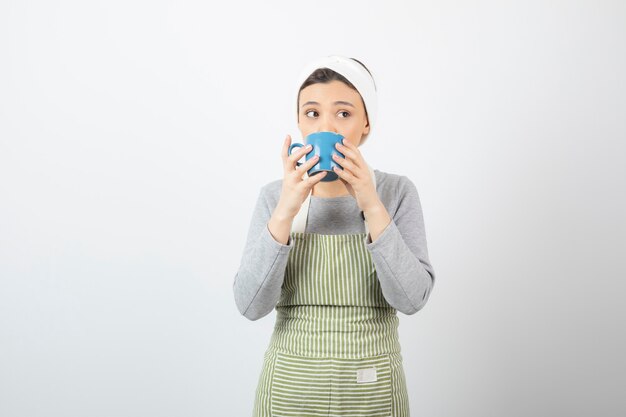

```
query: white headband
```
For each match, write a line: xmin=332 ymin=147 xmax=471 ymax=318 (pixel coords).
xmin=293 ymin=55 xmax=377 ymax=145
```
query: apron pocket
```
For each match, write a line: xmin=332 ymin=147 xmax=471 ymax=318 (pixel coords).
xmin=270 ymin=351 xmax=331 ymax=416
xmin=328 ymin=353 xmax=393 ymax=416
xmin=270 ymin=351 xmax=393 ymax=417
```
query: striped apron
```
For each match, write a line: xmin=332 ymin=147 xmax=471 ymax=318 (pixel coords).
xmin=253 ymin=166 xmax=410 ymax=417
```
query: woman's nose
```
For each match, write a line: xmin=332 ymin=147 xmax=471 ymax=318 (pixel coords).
xmin=319 ymin=116 xmax=337 ymax=133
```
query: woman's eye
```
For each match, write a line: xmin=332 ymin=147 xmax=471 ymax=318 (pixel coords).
xmin=338 ymin=111 xmax=350 ymax=118
xmin=305 ymin=110 xmax=318 ymax=117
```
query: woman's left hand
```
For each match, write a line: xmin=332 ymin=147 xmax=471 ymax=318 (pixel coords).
xmin=332 ymin=139 xmax=381 ymax=212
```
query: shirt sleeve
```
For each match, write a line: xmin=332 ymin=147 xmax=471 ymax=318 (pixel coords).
xmin=364 ymin=176 xmax=436 ymax=315
xmin=233 ymin=186 xmax=294 ymax=321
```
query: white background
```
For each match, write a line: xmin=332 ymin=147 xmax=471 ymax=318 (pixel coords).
xmin=1 ymin=1 xmax=625 ymax=416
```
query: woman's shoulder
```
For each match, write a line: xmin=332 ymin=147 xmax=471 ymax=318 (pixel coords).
xmin=261 ymin=178 xmax=282 ymax=194
xmin=257 ymin=178 xmax=283 ymax=206
xmin=372 ymin=169 xmax=422 ymax=216
xmin=373 ymin=168 xmax=418 ymax=195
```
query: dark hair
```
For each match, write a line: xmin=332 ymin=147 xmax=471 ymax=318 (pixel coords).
xmin=297 ymin=57 xmax=374 ymax=122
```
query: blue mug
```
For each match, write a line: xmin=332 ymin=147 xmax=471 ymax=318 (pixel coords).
xmin=288 ymin=131 xmax=346 ymax=182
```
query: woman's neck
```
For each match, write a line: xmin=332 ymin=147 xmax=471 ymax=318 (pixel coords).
xmin=311 ymin=177 xmax=350 ymax=198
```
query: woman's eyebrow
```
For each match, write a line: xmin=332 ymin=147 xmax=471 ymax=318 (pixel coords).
xmin=301 ymin=100 xmax=355 ymax=108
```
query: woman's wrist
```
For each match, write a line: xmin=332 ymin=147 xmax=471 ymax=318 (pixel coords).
xmin=267 ymin=205 xmax=295 ymax=245
xmin=362 ymin=201 xmax=392 ymax=242
xmin=273 ymin=201 xmax=297 ymax=222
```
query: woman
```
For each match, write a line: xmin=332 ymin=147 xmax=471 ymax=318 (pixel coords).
xmin=233 ymin=55 xmax=436 ymax=417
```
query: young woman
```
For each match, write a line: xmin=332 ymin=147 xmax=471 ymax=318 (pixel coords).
xmin=233 ymin=55 xmax=436 ymax=417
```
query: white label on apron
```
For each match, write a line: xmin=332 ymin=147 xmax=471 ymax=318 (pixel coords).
xmin=356 ymin=367 xmax=377 ymax=383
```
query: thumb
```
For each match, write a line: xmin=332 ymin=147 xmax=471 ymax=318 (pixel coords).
xmin=340 ymin=178 xmax=355 ymax=196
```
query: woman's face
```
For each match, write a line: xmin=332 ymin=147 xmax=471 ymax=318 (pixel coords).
xmin=297 ymin=80 xmax=370 ymax=146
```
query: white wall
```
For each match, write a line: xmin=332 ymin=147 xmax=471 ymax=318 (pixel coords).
xmin=1 ymin=1 xmax=625 ymax=416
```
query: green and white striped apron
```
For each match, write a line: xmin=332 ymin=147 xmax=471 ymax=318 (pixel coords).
xmin=253 ymin=167 xmax=410 ymax=417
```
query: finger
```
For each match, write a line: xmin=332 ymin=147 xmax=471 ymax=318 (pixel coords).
xmin=288 ymin=143 xmax=313 ymax=166
xmin=281 ymin=135 xmax=292 ymax=170
xmin=332 ymin=153 xmax=360 ymax=175
xmin=340 ymin=177 xmax=355 ymax=196
xmin=282 ymin=134 xmax=291 ymax=154
xmin=295 ymin=154 xmax=320 ymax=176
xmin=335 ymin=142 xmax=364 ymax=170
xmin=333 ymin=166 xmax=357 ymax=183
xmin=342 ymin=138 xmax=358 ymax=150
xmin=305 ymin=171 xmax=328 ymax=186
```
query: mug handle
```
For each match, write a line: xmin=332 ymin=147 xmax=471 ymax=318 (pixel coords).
xmin=288 ymin=143 xmax=304 ymax=166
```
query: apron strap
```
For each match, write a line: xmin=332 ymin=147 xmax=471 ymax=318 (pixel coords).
xmin=291 ymin=164 xmax=377 ymax=235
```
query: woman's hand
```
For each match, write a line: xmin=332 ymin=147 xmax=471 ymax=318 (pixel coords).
xmin=332 ymin=139 xmax=381 ymax=212
xmin=275 ymin=134 xmax=328 ymax=219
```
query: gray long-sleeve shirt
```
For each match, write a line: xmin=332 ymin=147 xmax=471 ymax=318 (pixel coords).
xmin=233 ymin=169 xmax=436 ymax=321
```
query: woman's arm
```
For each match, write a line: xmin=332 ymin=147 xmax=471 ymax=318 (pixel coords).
xmin=365 ymin=176 xmax=436 ymax=315
xmin=233 ymin=185 xmax=294 ymax=321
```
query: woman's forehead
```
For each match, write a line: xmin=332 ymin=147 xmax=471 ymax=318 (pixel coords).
xmin=299 ymin=80 xmax=362 ymax=105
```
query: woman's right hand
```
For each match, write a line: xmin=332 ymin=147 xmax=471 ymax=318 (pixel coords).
xmin=275 ymin=134 xmax=328 ymax=219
